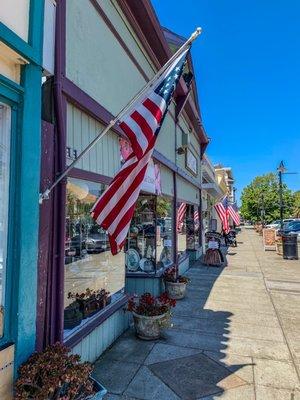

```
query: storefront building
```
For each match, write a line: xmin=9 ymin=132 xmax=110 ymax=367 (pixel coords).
xmin=201 ymin=155 xmax=224 ymax=244
xmin=0 ymin=0 xmax=45 ymax=397
xmin=38 ymin=0 xmax=208 ymax=364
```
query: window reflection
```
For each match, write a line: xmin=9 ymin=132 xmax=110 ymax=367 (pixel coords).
xmin=125 ymin=195 xmax=175 ymax=273
xmin=156 ymin=196 xmax=174 ymax=268
xmin=0 ymin=103 xmax=11 ymax=338
xmin=177 ymin=202 xmax=187 ymax=257
xmin=64 ymin=178 xmax=125 ymax=328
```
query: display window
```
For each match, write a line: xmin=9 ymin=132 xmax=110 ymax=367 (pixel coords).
xmin=177 ymin=202 xmax=201 ymax=256
xmin=125 ymin=195 xmax=175 ymax=274
xmin=177 ymin=202 xmax=187 ymax=257
xmin=0 ymin=103 xmax=11 ymax=338
xmin=64 ymin=178 xmax=125 ymax=335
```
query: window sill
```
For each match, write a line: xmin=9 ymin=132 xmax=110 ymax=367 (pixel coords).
xmin=64 ymin=292 xmax=128 ymax=348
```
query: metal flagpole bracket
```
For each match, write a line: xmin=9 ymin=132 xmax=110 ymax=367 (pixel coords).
xmin=39 ymin=26 xmax=202 ymax=204
xmin=39 ymin=189 xmax=50 ymax=204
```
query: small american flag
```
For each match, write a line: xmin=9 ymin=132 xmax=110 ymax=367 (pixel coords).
xmin=228 ymin=201 xmax=240 ymax=226
xmin=214 ymin=196 xmax=229 ymax=233
xmin=177 ymin=202 xmax=187 ymax=232
xmin=91 ymin=49 xmax=189 ymax=254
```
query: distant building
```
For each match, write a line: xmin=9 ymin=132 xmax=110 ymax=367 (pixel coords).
xmin=214 ymin=164 xmax=235 ymax=202
xmin=201 ymin=155 xmax=224 ymax=239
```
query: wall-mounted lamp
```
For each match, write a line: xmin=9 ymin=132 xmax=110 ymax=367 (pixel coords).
xmin=176 ymin=146 xmax=186 ymax=155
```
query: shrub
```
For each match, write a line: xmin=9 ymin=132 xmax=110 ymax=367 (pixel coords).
xmin=14 ymin=343 xmax=94 ymax=400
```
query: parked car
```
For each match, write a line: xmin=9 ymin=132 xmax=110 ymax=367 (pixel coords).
xmin=266 ymin=219 xmax=295 ymax=229
xmin=86 ymin=225 xmax=109 ymax=253
xmin=278 ymin=221 xmax=300 ymax=237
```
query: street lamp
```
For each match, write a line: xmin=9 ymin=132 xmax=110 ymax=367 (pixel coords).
xmin=277 ymin=161 xmax=287 ymax=230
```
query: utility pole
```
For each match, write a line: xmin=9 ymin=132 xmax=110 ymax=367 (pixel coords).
xmin=277 ymin=161 xmax=286 ymax=230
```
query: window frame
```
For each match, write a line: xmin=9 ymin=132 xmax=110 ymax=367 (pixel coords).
xmin=63 ymin=174 xmax=127 ymax=343
xmin=0 ymin=83 xmax=20 ymax=347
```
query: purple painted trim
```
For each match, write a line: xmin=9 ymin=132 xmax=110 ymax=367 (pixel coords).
xmin=153 ymin=150 xmax=200 ymax=189
xmin=68 ymin=168 xmax=112 ymax=185
xmin=51 ymin=0 xmax=67 ymax=345
xmin=62 ymin=77 xmax=127 ymax=139
xmin=64 ymin=294 xmax=128 ymax=348
xmin=36 ymin=121 xmax=55 ymax=351
xmin=89 ymin=0 xmax=149 ymax=82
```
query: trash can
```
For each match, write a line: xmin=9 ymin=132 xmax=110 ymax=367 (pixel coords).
xmin=282 ymin=234 xmax=298 ymax=260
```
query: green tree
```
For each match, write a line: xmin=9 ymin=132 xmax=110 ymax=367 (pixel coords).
xmin=240 ymin=173 xmax=294 ymax=223
xmin=292 ymin=191 xmax=300 ymax=218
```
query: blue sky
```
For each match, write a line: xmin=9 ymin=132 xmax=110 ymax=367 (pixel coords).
xmin=152 ymin=0 xmax=300 ymax=202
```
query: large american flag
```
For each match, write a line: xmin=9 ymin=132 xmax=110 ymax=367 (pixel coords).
xmin=228 ymin=201 xmax=240 ymax=226
xmin=214 ymin=196 xmax=229 ymax=233
xmin=91 ymin=48 xmax=189 ymax=254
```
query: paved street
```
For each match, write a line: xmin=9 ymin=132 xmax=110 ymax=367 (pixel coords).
xmin=94 ymin=228 xmax=300 ymax=399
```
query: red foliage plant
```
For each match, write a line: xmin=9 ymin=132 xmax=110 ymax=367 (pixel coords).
xmin=127 ymin=292 xmax=176 ymax=317
xmin=68 ymin=288 xmax=109 ymax=301
xmin=14 ymin=342 xmax=94 ymax=400
xmin=163 ymin=266 xmax=190 ymax=284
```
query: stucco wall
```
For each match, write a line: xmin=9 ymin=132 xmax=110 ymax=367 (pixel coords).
xmin=0 ymin=0 xmax=30 ymax=42
xmin=66 ymin=0 xmax=152 ymax=116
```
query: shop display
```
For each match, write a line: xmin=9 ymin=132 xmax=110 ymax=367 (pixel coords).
xmin=126 ymin=195 xmax=175 ymax=273
xmin=204 ymin=235 xmax=224 ymax=266
xmin=139 ymin=258 xmax=155 ymax=272
xmin=125 ymin=248 xmax=140 ymax=271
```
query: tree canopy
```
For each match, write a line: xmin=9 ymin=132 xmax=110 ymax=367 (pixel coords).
xmin=240 ymin=173 xmax=294 ymax=223
xmin=293 ymin=191 xmax=300 ymax=218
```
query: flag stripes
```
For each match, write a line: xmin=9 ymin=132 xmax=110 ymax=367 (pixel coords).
xmin=228 ymin=202 xmax=240 ymax=226
xmin=91 ymin=48 xmax=189 ymax=254
xmin=214 ymin=196 xmax=229 ymax=233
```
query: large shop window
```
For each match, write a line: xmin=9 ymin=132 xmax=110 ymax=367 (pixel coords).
xmin=0 ymin=103 xmax=11 ymax=338
xmin=64 ymin=178 xmax=125 ymax=334
xmin=125 ymin=195 xmax=174 ymax=274
xmin=177 ymin=202 xmax=200 ymax=258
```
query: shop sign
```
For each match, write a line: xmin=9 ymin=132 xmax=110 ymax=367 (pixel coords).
xmin=186 ymin=147 xmax=198 ymax=176
xmin=119 ymin=138 xmax=161 ymax=194
xmin=263 ymin=228 xmax=276 ymax=251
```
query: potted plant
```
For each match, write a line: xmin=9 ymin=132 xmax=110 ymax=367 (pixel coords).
xmin=14 ymin=342 xmax=107 ymax=399
xmin=127 ymin=292 xmax=176 ymax=340
xmin=68 ymin=288 xmax=110 ymax=319
xmin=163 ymin=266 xmax=190 ymax=299
xmin=64 ymin=301 xmax=83 ymax=330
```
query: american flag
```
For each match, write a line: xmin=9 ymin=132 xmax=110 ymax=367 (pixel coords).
xmin=228 ymin=201 xmax=240 ymax=226
xmin=177 ymin=202 xmax=187 ymax=232
xmin=194 ymin=210 xmax=199 ymax=225
xmin=91 ymin=48 xmax=189 ymax=254
xmin=214 ymin=196 xmax=229 ymax=233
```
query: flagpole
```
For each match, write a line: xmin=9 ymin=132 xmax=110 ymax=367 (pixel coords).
xmin=39 ymin=27 xmax=202 ymax=203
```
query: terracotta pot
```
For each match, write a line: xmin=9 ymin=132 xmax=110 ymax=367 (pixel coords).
xmin=165 ymin=281 xmax=187 ymax=299
xmin=132 ymin=312 xmax=170 ymax=340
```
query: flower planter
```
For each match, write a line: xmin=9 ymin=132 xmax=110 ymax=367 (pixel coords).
xmin=165 ymin=281 xmax=187 ymax=300
xmin=64 ymin=301 xmax=83 ymax=329
xmin=87 ymin=377 xmax=107 ymax=399
xmin=77 ymin=297 xmax=105 ymax=319
xmin=132 ymin=311 xmax=170 ymax=340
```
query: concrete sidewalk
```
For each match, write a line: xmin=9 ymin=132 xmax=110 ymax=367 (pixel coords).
xmin=93 ymin=228 xmax=300 ymax=399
